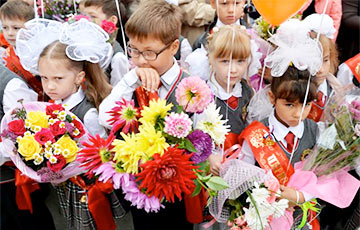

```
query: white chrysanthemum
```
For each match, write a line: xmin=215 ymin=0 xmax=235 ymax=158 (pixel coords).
xmin=25 ymin=120 xmax=31 ymax=128
xmin=34 ymin=156 xmax=44 ymax=165
xmin=53 ymin=148 xmax=61 ymax=155
xmin=244 ymin=206 xmax=270 ymax=230
xmin=24 ymin=131 xmax=32 ymax=136
xmin=73 ymin=129 xmax=80 ymax=136
xmin=62 ymin=149 xmax=70 ymax=157
xmin=49 ymin=155 xmax=57 ymax=164
xmin=246 ymin=187 xmax=270 ymax=204
xmin=45 ymin=141 xmax=52 ymax=148
xmin=271 ymin=199 xmax=289 ymax=218
xmin=44 ymin=152 xmax=53 ymax=159
xmin=49 ymin=118 xmax=58 ymax=125
xmin=195 ymin=102 xmax=230 ymax=145
xmin=59 ymin=122 xmax=66 ymax=128
xmin=16 ymin=136 xmax=22 ymax=143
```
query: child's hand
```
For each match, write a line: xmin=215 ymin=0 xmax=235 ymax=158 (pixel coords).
xmin=280 ymin=185 xmax=305 ymax=206
xmin=258 ymin=66 xmax=272 ymax=84
xmin=136 ymin=67 xmax=160 ymax=92
xmin=208 ymin=154 xmax=222 ymax=176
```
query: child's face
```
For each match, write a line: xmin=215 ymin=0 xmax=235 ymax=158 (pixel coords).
xmin=1 ymin=17 xmax=26 ymax=47
xmin=38 ymin=58 xmax=85 ymax=101
xmin=83 ymin=6 xmax=117 ymax=26
xmin=128 ymin=36 xmax=179 ymax=75
xmin=316 ymin=49 xmax=330 ymax=85
xmin=211 ymin=57 xmax=247 ymax=91
xmin=269 ymin=92 xmax=312 ymax=127
xmin=211 ymin=0 xmax=245 ymax=25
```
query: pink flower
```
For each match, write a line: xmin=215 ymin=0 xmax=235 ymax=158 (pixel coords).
xmin=107 ymin=99 xmax=139 ymax=135
xmin=164 ymin=112 xmax=192 ymax=138
xmin=234 ymin=216 xmax=246 ymax=226
xmin=175 ymin=76 xmax=212 ymax=113
xmin=34 ymin=128 xmax=55 ymax=145
xmin=264 ymin=178 xmax=280 ymax=203
xmin=101 ymin=20 xmax=117 ymax=34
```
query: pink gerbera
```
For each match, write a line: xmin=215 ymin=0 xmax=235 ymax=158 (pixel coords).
xmin=175 ymin=76 xmax=212 ymax=113
xmin=107 ymin=99 xmax=140 ymax=134
xmin=164 ymin=112 xmax=192 ymax=138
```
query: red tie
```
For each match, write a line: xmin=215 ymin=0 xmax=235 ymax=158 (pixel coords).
xmin=226 ymin=96 xmax=238 ymax=109
xmin=316 ymin=91 xmax=326 ymax=107
xmin=284 ymin=132 xmax=295 ymax=153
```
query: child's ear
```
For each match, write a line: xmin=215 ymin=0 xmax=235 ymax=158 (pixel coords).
xmin=268 ymin=90 xmax=276 ymax=105
xmin=109 ymin=15 xmax=118 ymax=26
xmin=75 ymin=71 xmax=86 ymax=86
xmin=170 ymin=39 xmax=180 ymax=56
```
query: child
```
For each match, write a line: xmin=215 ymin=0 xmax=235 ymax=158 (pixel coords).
xmin=0 ymin=1 xmax=44 ymax=100
xmin=99 ymin=1 xmax=192 ymax=229
xmin=204 ymin=25 xmax=254 ymax=176
xmin=82 ymin=0 xmax=129 ymax=86
xmin=16 ymin=18 xmax=123 ymax=230
xmin=192 ymin=0 xmax=247 ymax=50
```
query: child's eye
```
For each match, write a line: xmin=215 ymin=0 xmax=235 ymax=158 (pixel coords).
xmin=285 ymin=103 xmax=294 ymax=107
xmin=305 ymin=103 xmax=311 ymax=107
xmin=14 ymin=27 xmax=21 ymax=30
xmin=55 ymin=77 xmax=63 ymax=80
xmin=40 ymin=76 xmax=47 ymax=80
xmin=237 ymin=59 xmax=246 ymax=63
xmin=2 ymin=26 xmax=8 ymax=30
xmin=221 ymin=59 xmax=230 ymax=63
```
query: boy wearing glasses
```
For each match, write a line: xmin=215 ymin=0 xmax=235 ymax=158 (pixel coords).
xmin=99 ymin=0 xmax=187 ymax=129
xmin=99 ymin=2 xmax=193 ymax=229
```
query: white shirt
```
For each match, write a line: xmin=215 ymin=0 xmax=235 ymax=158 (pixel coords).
xmin=55 ymin=88 xmax=106 ymax=138
xmin=215 ymin=19 xmax=241 ymax=28
xmin=1 ymin=78 xmax=38 ymax=165
xmin=241 ymin=111 xmax=313 ymax=201
xmin=99 ymin=59 xmax=181 ymax=129
xmin=110 ymin=52 xmax=129 ymax=87
xmin=208 ymin=73 xmax=242 ymax=100
xmin=317 ymin=79 xmax=328 ymax=104
xmin=337 ymin=62 xmax=354 ymax=87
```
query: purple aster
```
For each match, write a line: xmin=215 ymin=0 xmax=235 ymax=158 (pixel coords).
xmin=187 ymin=130 xmax=213 ymax=164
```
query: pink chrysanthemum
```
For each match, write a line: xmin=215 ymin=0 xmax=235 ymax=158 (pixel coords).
xmin=164 ymin=112 xmax=192 ymax=138
xmin=107 ymin=99 xmax=140 ymax=134
xmin=175 ymin=76 xmax=212 ymax=113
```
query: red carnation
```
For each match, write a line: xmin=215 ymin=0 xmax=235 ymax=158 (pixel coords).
xmin=136 ymin=147 xmax=197 ymax=203
xmin=50 ymin=121 xmax=66 ymax=137
xmin=101 ymin=20 xmax=117 ymax=34
xmin=47 ymin=154 xmax=67 ymax=172
xmin=72 ymin=119 xmax=85 ymax=138
xmin=46 ymin=104 xmax=64 ymax=118
xmin=8 ymin=119 xmax=26 ymax=136
xmin=34 ymin=128 xmax=55 ymax=145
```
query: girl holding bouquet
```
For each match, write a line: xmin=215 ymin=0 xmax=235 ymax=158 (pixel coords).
xmin=16 ymin=19 xmax=123 ymax=230
xmin=205 ymin=25 xmax=255 ymax=176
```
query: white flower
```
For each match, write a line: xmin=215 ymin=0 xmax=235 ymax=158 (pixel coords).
xmin=244 ymin=206 xmax=269 ymax=230
xmin=24 ymin=131 xmax=31 ymax=136
xmin=271 ymin=199 xmax=289 ymax=218
xmin=62 ymin=149 xmax=70 ymax=157
xmin=73 ymin=129 xmax=80 ymax=136
xmin=45 ymin=141 xmax=52 ymax=148
xmin=44 ymin=152 xmax=53 ymax=159
xmin=195 ymin=102 xmax=230 ymax=145
xmin=49 ymin=156 xmax=57 ymax=164
xmin=59 ymin=122 xmax=66 ymax=128
xmin=34 ymin=156 xmax=44 ymax=165
xmin=16 ymin=136 xmax=22 ymax=143
xmin=49 ymin=118 xmax=58 ymax=125
xmin=53 ymin=148 xmax=61 ymax=155
xmin=25 ymin=120 xmax=31 ymax=128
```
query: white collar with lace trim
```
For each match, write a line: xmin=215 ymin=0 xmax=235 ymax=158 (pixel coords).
xmin=208 ymin=73 xmax=242 ymax=100
xmin=215 ymin=19 xmax=240 ymax=28
xmin=268 ymin=110 xmax=304 ymax=145
xmin=55 ymin=87 xmax=85 ymax=111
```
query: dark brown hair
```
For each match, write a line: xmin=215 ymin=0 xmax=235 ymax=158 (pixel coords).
xmin=0 ymin=1 xmax=34 ymax=22
xmin=40 ymin=41 xmax=112 ymax=110
xmin=125 ymin=0 xmax=182 ymax=44
xmin=83 ymin=0 xmax=126 ymax=23
xmin=271 ymin=66 xmax=317 ymax=103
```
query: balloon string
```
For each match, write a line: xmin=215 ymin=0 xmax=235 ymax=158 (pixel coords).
xmin=114 ymin=0 xmax=129 ymax=72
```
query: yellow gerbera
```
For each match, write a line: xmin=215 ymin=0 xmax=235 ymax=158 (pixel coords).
xmin=139 ymin=99 xmax=172 ymax=126
xmin=113 ymin=133 xmax=147 ymax=174
xmin=137 ymin=122 xmax=169 ymax=157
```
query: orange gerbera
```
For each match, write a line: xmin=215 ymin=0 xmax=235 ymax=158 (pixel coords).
xmin=136 ymin=147 xmax=197 ymax=203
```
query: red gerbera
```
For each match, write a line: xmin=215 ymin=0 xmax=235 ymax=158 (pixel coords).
xmin=77 ymin=133 xmax=116 ymax=177
xmin=136 ymin=147 xmax=197 ymax=203
xmin=107 ymin=99 xmax=140 ymax=135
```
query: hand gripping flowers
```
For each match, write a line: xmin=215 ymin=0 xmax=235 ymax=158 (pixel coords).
xmin=0 ymin=101 xmax=87 ymax=183
xmin=77 ymin=76 xmax=230 ymax=212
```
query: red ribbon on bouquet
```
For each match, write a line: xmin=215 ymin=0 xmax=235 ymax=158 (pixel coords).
xmin=15 ymin=169 xmax=40 ymax=213
xmin=70 ymin=176 xmax=116 ymax=230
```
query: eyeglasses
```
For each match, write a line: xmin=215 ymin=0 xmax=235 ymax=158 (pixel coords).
xmin=127 ymin=42 xmax=173 ymax=61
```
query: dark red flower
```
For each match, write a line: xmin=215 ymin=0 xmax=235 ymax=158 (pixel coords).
xmin=34 ymin=128 xmax=55 ymax=145
xmin=8 ymin=119 xmax=26 ymax=136
xmin=77 ymin=133 xmax=116 ymax=177
xmin=47 ymin=154 xmax=67 ymax=172
xmin=136 ymin=147 xmax=197 ymax=203
xmin=46 ymin=104 xmax=64 ymax=118
xmin=101 ymin=20 xmax=117 ymax=34
xmin=50 ymin=121 xmax=66 ymax=137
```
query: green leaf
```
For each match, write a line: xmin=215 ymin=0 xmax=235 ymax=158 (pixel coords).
xmin=176 ymin=105 xmax=184 ymax=114
xmin=205 ymin=176 xmax=229 ymax=191
xmin=192 ymin=180 xmax=202 ymax=197
xmin=206 ymin=196 xmax=213 ymax=207
xmin=184 ymin=138 xmax=197 ymax=153
xmin=198 ymin=161 xmax=209 ymax=172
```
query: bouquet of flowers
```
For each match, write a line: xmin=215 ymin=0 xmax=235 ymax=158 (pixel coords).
xmin=0 ymin=101 xmax=87 ymax=183
xmin=210 ymin=159 xmax=290 ymax=230
xmin=287 ymin=89 xmax=360 ymax=209
xmin=39 ymin=0 xmax=80 ymax=22
xmin=77 ymin=76 xmax=230 ymax=212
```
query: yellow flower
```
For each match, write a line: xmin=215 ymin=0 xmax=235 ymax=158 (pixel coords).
xmin=113 ymin=133 xmax=147 ymax=174
xmin=18 ymin=135 xmax=42 ymax=161
xmin=25 ymin=111 xmax=49 ymax=128
xmin=55 ymin=135 xmax=79 ymax=163
xmin=137 ymin=122 xmax=169 ymax=157
xmin=139 ymin=99 xmax=172 ymax=126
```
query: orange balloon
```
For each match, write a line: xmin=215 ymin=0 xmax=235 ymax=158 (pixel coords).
xmin=253 ymin=0 xmax=307 ymax=26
